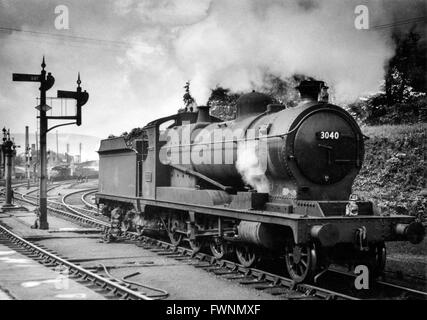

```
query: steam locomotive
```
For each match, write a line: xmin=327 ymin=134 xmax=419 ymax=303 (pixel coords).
xmin=96 ymin=80 xmax=425 ymax=283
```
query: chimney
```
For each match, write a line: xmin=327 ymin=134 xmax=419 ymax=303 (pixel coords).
xmin=196 ymin=105 xmax=211 ymax=122
xmin=296 ymin=80 xmax=325 ymax=102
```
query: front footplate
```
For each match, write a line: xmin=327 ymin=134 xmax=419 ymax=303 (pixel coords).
xmin=296 ymin=216 xmax=425 ymax=246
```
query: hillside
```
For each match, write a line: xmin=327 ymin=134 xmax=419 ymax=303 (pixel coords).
xmin=353 ymin=123 xmax=427 ymax=221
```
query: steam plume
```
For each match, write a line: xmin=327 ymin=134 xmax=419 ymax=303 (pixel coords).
xmin=122 ymin=0 xmax=425 ymax=107
xmin=236 ymin=140 xmax=269 ymax=193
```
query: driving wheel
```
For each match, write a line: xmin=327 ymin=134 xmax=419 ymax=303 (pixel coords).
xmin=285 ymin=243 xmax=318 ymax=283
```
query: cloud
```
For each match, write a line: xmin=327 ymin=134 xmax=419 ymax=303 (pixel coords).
xmin=135 ymin=0 xmax=210 ymax=26
xmin=170 ymin=0 xmax=393 ymax=103
xmin=0 ymin=0 xmax=425 ymax=143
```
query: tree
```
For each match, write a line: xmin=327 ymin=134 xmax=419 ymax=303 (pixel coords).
xmin=182 ymin=81 xmax=196 ymax=112
xmin=208 ymin=86 xmax=240 ymax=120
xmin=259 ymin=74 xmax=313 ymax=107
xmin=385 ymin=28 xmax=427 ymax=105
xmin=207 ymin=74 xmax=315 ymax=121
xmin=347 ymin=28 xmax=426 ymax=125
xmin=123 ymin=127 xmax=144 ymax=143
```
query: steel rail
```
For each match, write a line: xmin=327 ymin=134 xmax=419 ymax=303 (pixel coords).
xmin=0 ymin=224 xmax=152 ymax=300
xmin=16 ymin=189 xmax=108 ymax=227
xmin=125 ymin=233 xmax=359 ymax=300
xmin=61 ymin=188 xmax=99 ymax=215
xmin=328 ymin=268 xmax=427 ymax=299
xmin=15 ymin=183 xmax=426 ymax=300
xmin=376 ymin=279 xmax=427 ymax=298
xmin=0 ymin=182 xmax=33 ymax=196
xmin=64 ymin=194 xmax=427 ymax=300
xmin=81 ymin=189 xmax=98 ymax=209
xmin=24 ymin=185 xmax=356 ymax=300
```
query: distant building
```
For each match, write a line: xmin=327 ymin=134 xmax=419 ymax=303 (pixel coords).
xmin=14 ymin=166 xmax=26 ymax=179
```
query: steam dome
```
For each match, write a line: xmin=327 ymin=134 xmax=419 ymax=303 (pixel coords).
xmin=236 ymin=91 xmax=273 ymax=118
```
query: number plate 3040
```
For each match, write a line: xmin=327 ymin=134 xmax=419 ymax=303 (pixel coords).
xmin=316 ymin=131 xmax=340 ymax=139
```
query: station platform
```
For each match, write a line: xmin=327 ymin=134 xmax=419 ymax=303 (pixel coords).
xmin=0 ymin=203 xmax=106 ymax=300
xmin=0 ymin=241 xmax=105 ymax=300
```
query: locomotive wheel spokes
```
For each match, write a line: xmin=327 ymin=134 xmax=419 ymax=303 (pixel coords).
xmin=121 ymin=220 xmax=131 ymax=232
xmin=168 ymin=231 xmax=183 ymax=246
xmin=235 ymin=245 xmax=257 ymax=268
xmin=209 ymin=238 xmax=227 ymax=259
xmin=136 ymin=225 xmax=144 ymax=236
xmin=189 ymin=239 xmax=203 ymax=253
xmin=285 ymin=243 xmax=317 ymax=283
xmin=167 ymin=218 xmax=183 ymax=246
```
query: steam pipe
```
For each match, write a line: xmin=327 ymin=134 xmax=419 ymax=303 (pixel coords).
xmin=168 ymin=163 xmax=233 ymax=193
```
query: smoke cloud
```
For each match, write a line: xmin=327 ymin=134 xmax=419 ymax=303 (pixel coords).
xmin=119 ymin=0 xmax=426 ymax=108
xmin=0 ymin=0 xmax=425 ymax=140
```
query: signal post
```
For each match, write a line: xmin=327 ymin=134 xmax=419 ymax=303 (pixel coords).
xmin=13 ymin=57 xmax=89 ymax=229
xmin=1 ymin=128 xmax=19 ymax=212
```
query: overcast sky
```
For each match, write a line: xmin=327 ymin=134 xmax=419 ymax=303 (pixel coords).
xmin=0 ymin=0 xmax=425 ymax=141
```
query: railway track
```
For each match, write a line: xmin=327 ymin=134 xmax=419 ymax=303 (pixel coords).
xmin=0 ymin=224 xmax=152 ymax=300
xmin=15 ymin=185 xmax=354 ymax=300
xmin=12 ymin=183 xmax=427 ymax=300
xmin=60 ymin=188 xmax=100 ymax=217
xmin=81 ymin=189 xmax=98 ymax=210
xmin=0 ymin=182 xmax=34 ymax=196
xmin=324 ymin=268 xmax=427 ymax=300
xmin=17 ymin=186 xmax=107 ymax=228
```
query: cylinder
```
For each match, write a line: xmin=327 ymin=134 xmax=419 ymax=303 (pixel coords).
xmin=237 ymin=221 xmax=284 ymax=249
